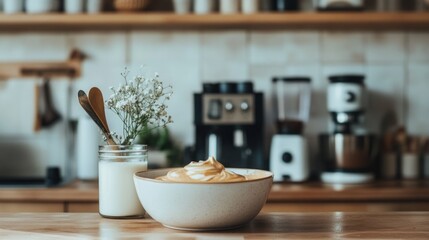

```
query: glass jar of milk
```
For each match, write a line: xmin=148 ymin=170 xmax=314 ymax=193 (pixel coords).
xmin=98 ymin=145 xmax=148 ymax=218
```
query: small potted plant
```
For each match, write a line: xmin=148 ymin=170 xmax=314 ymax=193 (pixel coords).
xmin=134 ymin=126 xmax=182 ymax=168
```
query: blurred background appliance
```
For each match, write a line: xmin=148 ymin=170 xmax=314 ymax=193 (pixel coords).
xmin=315 ymin=0 xmax=364 ymax=10
xmin=327 ymin=75 xmax=365 ymax=134
xmin=190 ymin=81 xmax=265 ymax=169
xmin=270 ymin=77 xmax=311 ymax=182
xmin=272 ymin=0 xmax=300 ymax=11
xmin=320 ymin=75 xmax=377 ymax=184
xmin=75 ymin=116 xmax=99 ymax=180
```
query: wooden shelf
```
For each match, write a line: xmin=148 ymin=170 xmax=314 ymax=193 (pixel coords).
xmin=0 ymin=12 xmax=428 ymax=31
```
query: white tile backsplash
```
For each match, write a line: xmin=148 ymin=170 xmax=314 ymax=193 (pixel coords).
xmin=321 ymin=32 xmax=365 ymax=63
xmin=284 ymin=32 xmax=320 ymax=64
xmin=0 ymin=29 xmax=427 ymax=173
xmin=201 ymin=31 xmax=248 ymax=80
xmin=250 ymin=31 xmax=319 ymax=65
xmin=365 ymin=32 xmax=405 ymax=64
xmin=130 ymin=31 xmax=200 ymax=65
xmin=250 ymin=31 xmax=287 ymax=65
xmin=408 ymin=32 xmax=429 ymax=63
xmin=365 ymin=65 xmax=405 ymax=132
xmin=0 ymin=33 xmax=68 ymax=61
xmin=406 ymin=64 xmax=429 ymax=135
xmin=0 ymin=79 xmax=36 ymax=135
xmin=68 ymin=32 xmax=127 ymax=64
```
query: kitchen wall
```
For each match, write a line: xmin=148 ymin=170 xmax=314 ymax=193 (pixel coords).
xmin=0 ymin=30 xmax=428 ymax=176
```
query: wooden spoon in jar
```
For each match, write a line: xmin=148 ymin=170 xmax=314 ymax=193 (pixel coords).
xmin=88 ymin=87 xmax=110 ymax=134
xmin=78 ymin=90 xmax=116 ymax=145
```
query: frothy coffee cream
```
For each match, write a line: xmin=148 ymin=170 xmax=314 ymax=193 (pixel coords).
xmin=157 ymin=156 xmax=246 ymax=182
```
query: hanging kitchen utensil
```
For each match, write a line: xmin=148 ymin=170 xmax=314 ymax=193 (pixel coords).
xmin=33 ymin=82 xmax=42 ymax=132
xmin=40 ymin=78 xmax=62 ymax=128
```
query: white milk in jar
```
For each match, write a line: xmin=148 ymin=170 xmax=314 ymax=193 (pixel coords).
xmin=98 ymin=145 xmax=148 ymax=218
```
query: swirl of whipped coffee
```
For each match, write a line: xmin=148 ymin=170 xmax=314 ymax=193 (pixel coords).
xmin=157 ymin=156 xmax=246 ymax=182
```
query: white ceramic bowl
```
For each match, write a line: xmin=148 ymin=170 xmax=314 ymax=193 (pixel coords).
xmin=134 ymin=168 xmax=273 ymax=231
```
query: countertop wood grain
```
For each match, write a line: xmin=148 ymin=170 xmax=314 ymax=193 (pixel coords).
xmin=0 ymin=212 xmax=428 ymax=239
xmin=1 ymin=180 xmax=428 ymax=202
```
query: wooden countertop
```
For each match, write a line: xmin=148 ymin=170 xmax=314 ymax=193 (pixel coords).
xmin=1 ymin=212 xmax=428 ymax=238
xmin=269 ymin=180 xmax=429 ymax=202
xmin=1 ymin=180 xmax=429 ymax=202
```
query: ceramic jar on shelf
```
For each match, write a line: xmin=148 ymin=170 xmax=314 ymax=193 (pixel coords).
xmin=242 ymin=0 xmax=260 ymax=14
xmin=173 ymin=0 xmax=192 ymax=14
xmin=25 ymin=0 xmax=58 ymax=14
xmin=194 ymin=0 xmax=215 ymax=14
xmin=220 ymin=0 xmax=240 ymax=14
xmin=64 ymin=0 xmax=85 ymax=13
xmin=3 ymin=0 xmax=24 ymax=14
xmin=86 ymin=0 xmax=104 ymax=13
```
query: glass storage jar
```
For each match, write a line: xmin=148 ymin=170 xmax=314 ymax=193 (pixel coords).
xmin=98 ymin=145 xmax=148 ymax=219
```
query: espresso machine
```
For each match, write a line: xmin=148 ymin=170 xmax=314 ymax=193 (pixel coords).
xmin=320 ymin=75 xmax=377 ymax=184
xmin=191 ymin=82 xmax=265 ymax=169
xmin=269 ymin=77 xmax=311 ymax=182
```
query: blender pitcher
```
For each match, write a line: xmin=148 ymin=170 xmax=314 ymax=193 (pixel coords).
xmin=270 ymin=77 xmax=312 ymax=182
xmin=272 ymin=77 xmax=311 ymax=134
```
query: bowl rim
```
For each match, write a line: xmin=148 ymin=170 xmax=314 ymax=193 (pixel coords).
xmin=134 ymin=168 xmax=273 ymax=184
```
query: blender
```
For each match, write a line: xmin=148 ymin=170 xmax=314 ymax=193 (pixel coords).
xmin=320 ymin=75 xmax=377 ymax=184
xmin=270 ymin=77 xmax=311 ymax=182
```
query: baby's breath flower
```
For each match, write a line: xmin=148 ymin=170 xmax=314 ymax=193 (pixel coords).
xmin=105 ymin=67 xmax=173 ymax=145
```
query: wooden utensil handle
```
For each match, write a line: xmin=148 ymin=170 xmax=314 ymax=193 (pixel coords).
xmin=33 ymin=83 xmax=41 ymax=132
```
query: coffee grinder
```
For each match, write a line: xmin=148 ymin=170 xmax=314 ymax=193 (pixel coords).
xmin=320 ymin=75 xmax=376 ymax=184
xmin=270 ymin=77 xmax=311 ymax=182
xmin=327 ymin=75 xmax=366 ymax=134
xmin=192 ymin=82 xmax=265 ymax=169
